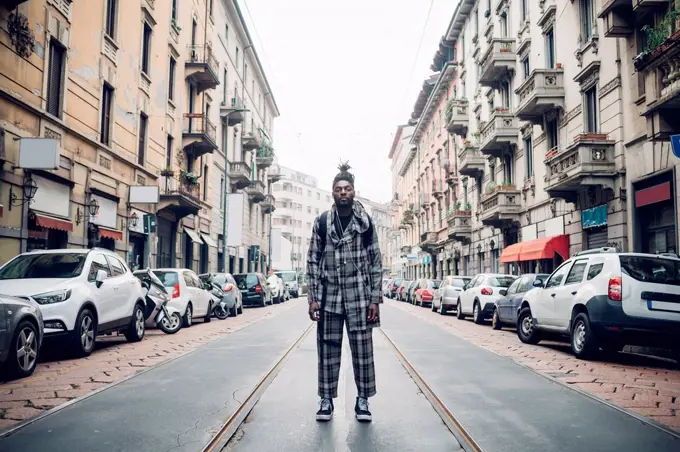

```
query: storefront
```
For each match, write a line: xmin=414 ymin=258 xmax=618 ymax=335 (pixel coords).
xmin=156 ymin=215 xmax=176 ymax=268
xmin=26 ymin=174 xmax=73 ymax=252
xmin=500 ymin=234 xmax=569 ymax=275
xmin=632 ymin=171 xmax=677 ymax=254
xmin=88 ymin=193 xmax=122 ymax=251
xmin=183 ymin=227 xmax=204 ymax=271
xmin=127 ymin=208 xmax=149 ymax=271
xmin=200 ymin=232 xmax=217 ymax=274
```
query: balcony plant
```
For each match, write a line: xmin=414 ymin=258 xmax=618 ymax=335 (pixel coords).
xmin=493 ymin=107 xmax=509 ymax=114
xmin=171 ymin=17 xmax=182 ymax=32
xmin=160 ymin=168 xmax=174 ymax=177
xmin=500 ymin=42 xmax=513 ymax=52
xmin=545 ymin=146 xmax=560 ymax=160
xmin=574 ymin=132 xmax=608 ymax=142
xmin=500 ymin=180 xmax=516 ymax=190
xmin=181 ymin=170 xmax=199 ymax=186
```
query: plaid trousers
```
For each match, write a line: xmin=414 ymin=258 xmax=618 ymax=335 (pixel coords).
xmin=317 ymin=310 xmax=376 ymax=399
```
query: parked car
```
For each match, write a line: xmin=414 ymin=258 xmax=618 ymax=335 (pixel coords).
xmin=397 ymin=280 xmax=411 ymax=301
xmin=457 ymin=273 xmax=518 ymax=324
xmin=416 ymin=279 xmax=440 ymax=307
xmin=0 ymin=249 xmax=146 ymax=356
xmin=142 ymin=269 xmax=213 ymax=327
xmin=275 ymin=270 xmax=299 ymax=298
xmin=433 ymin=276 xmax=472 ymax=315
xmin=234 ymin=273 xmax=272 ymax=307
xmin=198 ymin=273 xmax=243 ymax=316
xmin=382 ymin=279 xmax=393 ymax=297
xmin=492 ymin=273 xmax=549 ymax=329
xmin=517 ymin=248 xmax=680 ymax=361
xmin=0 ymin=295 xmax=43 ymax=378
xmin=267 ymin=273 xmax=285 ymax=303
xmin=389 ymin=278 xmax=403 ymax=299
xmin=407 ymin=280 xmax=420 ymax=303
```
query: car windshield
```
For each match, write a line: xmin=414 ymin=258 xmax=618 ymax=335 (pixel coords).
xmin=488 ymin=276 xmax=517 ymax=288
xmin=151 ymin=271 xmax=180 ymax=288
xmin=234 ymin=274 xmax=259 ymax=289
xmin=428 ymin=280 xmax=440 ymax=289
xmin=0 ymin=253 xmax=87 ymax=280
xmin=393 ymin=279 xmax=402 ymax=286
xmin=451 ymin=278 xmax=468 ymax=287
xmin=620 ymin=256 xmax=680 ymax=286
xmin=275 ymin=272 xmax=297 ymax=282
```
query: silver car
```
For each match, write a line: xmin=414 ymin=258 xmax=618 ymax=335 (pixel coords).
xmin=199 ymin=273 xmax=243 ymax=316
xmin=0 ymin=295 xmax=44 ymax=379
xmin=433 ymin=276 xmax=472 ymax=315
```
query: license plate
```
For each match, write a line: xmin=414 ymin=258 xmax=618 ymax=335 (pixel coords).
xmin=647 ymin=300 xmax=680 ymax=313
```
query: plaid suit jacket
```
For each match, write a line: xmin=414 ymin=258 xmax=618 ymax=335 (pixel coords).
xmin=307 ymin=201 xmax=382 ymax=332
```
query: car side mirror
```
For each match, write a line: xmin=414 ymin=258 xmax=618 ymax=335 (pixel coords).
xmin=95 ymin=269 xmax=108 ymax=288
xmin=499 ymin=289 xmax=507 ymax=296
xmin=533 ymin=279 xmax=544 ymax=288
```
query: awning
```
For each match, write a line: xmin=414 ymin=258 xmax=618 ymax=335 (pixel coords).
xmin=500 ymin=235 xmax=569 ymax=263
xmin=34 ymin=214 xmax=73 ymax=232
xmin=184 ymin=228 xmax=204 ymax=244
xmin=98 ymin=226 xmax=123 ymax=241
xmin=201 ymin=233 xmax=218 ymax=248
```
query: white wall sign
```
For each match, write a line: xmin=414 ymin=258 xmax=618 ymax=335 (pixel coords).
xmin=128 ymin=208 xmax=147 ymax=234
xmin=129 ymin=186 xmax=159 ymax=204
xmin=31 ymin=175 xmax=70 ymax=218
xmin=91 ymin=194 xmax=118 ymax=229
xmin=227 ymin=193 xmax=244 ymax=247
xmin=19 ymin=138 xmax=60 ymax=169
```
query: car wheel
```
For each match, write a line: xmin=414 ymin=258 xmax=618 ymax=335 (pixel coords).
xmin=517 ymin=307 xmax=541 ymax=345
xmin=473 ymin=302 xmax=485 ymax=325
xmin=73 ymin=308 xmax=97 ymax=357
xmin=7 ymin=320 xmax=40 ymax=379
xmin=124 ymin=303 xmax=145 ymax=342
xmin=491 ymin=308 xmax=502 ymax=330
xmin=261 ymin=295 xmax=267 ymax=307
xmin=229 ymin=304 xmax=238 ymax=317
xmin=456 ymin=301 xmax=465 ymax=320
xmin=204 ymin=302 xmax=212 ymax=323
xmin=571 ymin=313 xmax=598 ymax=359
xmin=431 ymin=301 xmax=436 ymax=312
xmin=439 ymin=303 xmax=446 ymax=315
xmin=183 ymin=303 xmax=193 ymax=328
xmin=237 ymin=301 xmax=243 ymax=314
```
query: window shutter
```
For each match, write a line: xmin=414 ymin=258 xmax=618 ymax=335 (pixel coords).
xmin=47 ymin=40 xmax=65 ymax=117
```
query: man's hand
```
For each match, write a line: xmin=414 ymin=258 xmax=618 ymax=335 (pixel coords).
xmin=367 ymin=303 xmax=380 ymax=323
xmin=309 ymin=301 xmax=320 ymax=321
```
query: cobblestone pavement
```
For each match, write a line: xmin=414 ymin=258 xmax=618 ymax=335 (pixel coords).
xmin=388 ymin=299 xmax=680 ymax=432
xmin=0 ymin=298 xmax=303 ymax=429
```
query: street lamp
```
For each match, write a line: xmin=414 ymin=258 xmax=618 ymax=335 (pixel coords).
xmin=9 ymin=173 xmax=38 ymax=210
xmin=76 ymin=198 xmax=100 ymax=225
xmin=130 ymin=211 xmax=139 ymax=228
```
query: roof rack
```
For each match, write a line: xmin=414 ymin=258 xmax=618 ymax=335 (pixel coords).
xmin=573 ymin=247 xmax=620 ymax=257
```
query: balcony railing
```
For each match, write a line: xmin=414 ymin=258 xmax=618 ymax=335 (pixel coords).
xmin=544 ymin=133 xmax=617 ymax=202
xmin=245 ymin=180 xmax=266 ymax=202
xmin=242 ymin=131 xmax=262 ymax=151
xmin=479 ymin=110 xmax=519 ymax=158
xmin=256 ymin=144 xmax=275 ymax=168
xmin=445 ymin=99 xmax=469 ymax=136
xmin=446 ymin=210 xmax=472 ymax=242
xmin=182 ymin=113 xmax=218 ymax=157
xmin=515 ymin=69 xmax=566 ymax=123
xmin=458 ymin=145 xmax=485 ymax=177
xmin=160 ymin=174 xmax=201 ymax=200
xmin=420 ymin=231 xmax=437 ymax=247
xmin=261 ymin=194 xmax=276 ymax=213
xmin=432 ymin=178 xmax=444 ymax=199
xmin=228 ymin=161 xmax=251 ymax=189
xmin=185 ymin=45 xmax=219 ymax=92
xmin=479 ymin=187 xmax=522 ymax=226
xmin=479 ymin=38 xmax=516 ymax=87
xmin=221 ymin=96 xmax=245 ymax=126
xmin=267 ymin=166 xmax=282 ymax=183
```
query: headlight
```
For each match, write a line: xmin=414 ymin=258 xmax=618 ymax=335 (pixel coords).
xmin=33 ymin=289 xmax=72 ymax=305
xmin=151 ymin=288 xmax=168 ymax=301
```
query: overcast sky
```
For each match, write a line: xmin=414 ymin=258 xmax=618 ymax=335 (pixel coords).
xmin=240 ymin=0 xmax=454 ymax=204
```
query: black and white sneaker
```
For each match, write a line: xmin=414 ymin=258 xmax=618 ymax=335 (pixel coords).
xmin=355 ymin=397 xmax=372 ymax=422
xmin=316 ymin=398 xmax=334 ymax=421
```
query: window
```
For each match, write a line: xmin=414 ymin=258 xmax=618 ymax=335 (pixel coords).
xmin=171 ymin=0 xmax=178 ymax=20
xmin=580 ymin=0 xmax=593 ymax=41
xmin=47 ymin=39 xmax=66 ymax=117
xmin=138 ymin=113 xmax=148 ymax=166
xmin=106 ymin=255 xmax=125 ymax=276
xmin=524 ymin=137 xmax=533 ymax=177
xmin=141 ymin=23 xmax=152 ymax=75
xmin=546 ymin=117 xmax=558 ymax=150
xmin=316 ymin=192 xmax=320 ymax=200
xmin=315 ymin=208 xmax=320 ymax=215
xmin=223 ymin=69 xmax=228 ymax=103
xmin=521 ymin=0 xmax=528 ymax=21
xmin=165 ymin=134 xmax=173 ymax=169
xmin=522 ymin=57 xmax=530 ymax=79
xmin=546 ymin=29 xmax=556 ymax=68
xmin=500 ymin=14 xmax=508 ymax=37
xmin=209 ymin=0 xmax=214 ymax=16
xmin=203 ymin=164 xmax=209 ymax=200
xmin=100 ymin=84 xmax=114 ymax=146
xmin=503 ymin=153 xmax=513 ymax=184
xmin=307 ymin=206 xmax=311 ymax=214
xmin=545 ymin=262 xmax=571 ymax=288
xmin=565 ymin=260 xmax=588 ymax=285
xmin=307 ymin=190 xmax=311 ymax=197
xmin=88 ymin=254 xmax=111 ymax=282
xmin=220 ymin=177 xmax=225 ymax=210
xmin=168 ymin=56 xmax=176 ymax=101
xmin=235 ymin=47 xmax=239 ymax=70
xmin=500 ymin=81 xmax=511 ymax=108
xmin=105 ymin=0 xmax=117 ymax=37
xmin=475 ymin=9 xmax=479 ymax=35
xmin=225 ymin=23 xmax=229 ymax=41
xmin=587 ymin=262 xmax=604 ymax=280
xmin=584 ymin=87 xmax=598 ymax=133
xmin=619 ymin=256 xmax=680 ymax=286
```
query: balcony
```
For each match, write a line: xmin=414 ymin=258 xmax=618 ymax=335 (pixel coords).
xmin=515 ymin=69 xmax=565 ymax=123
xmin=445 ymin=167 xmax=458 ymax=186
xmin=420 ymin=231 xmax=437 ymax=248
xmin=261 ymin=194 xmax=276 ymax=213
xmin=458 ymin=145 xmax=485 ymax=177
xmin=479 ymin=38 xmax=516 ymax=88
xmin=182 ymin=113 xmax=218 ymax=158
xmin=220 ymin=96 xmax=245 ymax=126
xmin=256 ymin=144 xmax=274 ymax=168
xmin=432 ymin=178 xmax=444 ymax=199
xmin=185 ymin=45 xmax=219 ymax=93
xmin=245 ymin=180 xmax=266 ymax=202
xmin=420 ymin=192 xmax=433 ymax=209
xmin=479 ymin=111 xmax=519 ymax=158
xmin=544 ymin=134 xmax=617 ymax=203
xmin=445 ymin=99 xmax=470 ymax=136
xmin=158 ymin=174 xmax=201 ymax=219
xmin=447 ymin=210 xmax=472 ymax=243
xmin=479 ymin=187 xmax=522 ymax=227
xmin=401 ymin=245 xmax=411 ymax=254
xmin=228 ymin=162 xmax=251 ymax=189
xmin=267 ymin=166 xmax=282 ymax=183
xmin=242 ymin=131 xmax=262 ymax=151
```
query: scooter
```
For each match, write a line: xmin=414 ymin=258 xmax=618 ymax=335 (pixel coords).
xmin=202 ymin=277 xmax=230 ymax=320
xmin=136 ymin=268 xmax=183 ymax=334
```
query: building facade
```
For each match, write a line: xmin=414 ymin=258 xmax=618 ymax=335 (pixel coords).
xmin=390 ymin=0 xmax=676 ymax=280
xmin=0 ymin=0 xmax=278 ymax=273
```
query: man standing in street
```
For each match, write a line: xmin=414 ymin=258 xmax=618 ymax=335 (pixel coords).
xmin=307 ymin=162 xmax=383 ymax=423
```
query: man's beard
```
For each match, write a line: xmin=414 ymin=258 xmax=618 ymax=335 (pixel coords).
xmin=335 ymin=197 xmax=354 ymax=209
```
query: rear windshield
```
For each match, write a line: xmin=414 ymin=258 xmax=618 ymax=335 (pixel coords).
xmin=275 ymin=271 xmax=297 ymax=282
xmin=488 ymin=276 xmax=517 ymax=288
xmin=428 ymin=280 xmax=441 ymax=289
xmin=393 ymin=279 xmax=402 ymax=286
xmin=234 ymin=274 xmax=259 ymax=289
xmin=200 ymin=273 xmax=228 ymax=285
xmin=451 ymin=278 xmax=467 ymax=287
xmin=620 ymin=256 xmax=680 ymax=286
xmin=0 ymin=253 xmax=87 ymax=280
xmin=152 ymin=271 xmax=179 ymax=288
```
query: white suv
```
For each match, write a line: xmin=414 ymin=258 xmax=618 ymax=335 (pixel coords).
xmin=457 ymin=273 xmax=518 ymax=324
xmin=517 ymin=248 xmax=680 ymax=360
xmin=0 ymin=248 xmax=146 ymax=356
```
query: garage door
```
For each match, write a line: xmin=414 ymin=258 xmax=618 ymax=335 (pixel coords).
xmin=586 ymin=227 xmax=608 ymax=250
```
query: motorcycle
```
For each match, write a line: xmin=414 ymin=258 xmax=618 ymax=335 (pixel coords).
xmin=136 ymin=268 xmax=183 ymax=334
xmin=201 ymin=276 xmax=230 ymax=320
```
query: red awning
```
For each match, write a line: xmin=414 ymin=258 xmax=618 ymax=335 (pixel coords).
xmin=34 ymin=214 xmax=73 ymax=232
xmin=499 ymin=235 xmax=569 ymax=263
xmin=98 ymin=227 xmax=123 ymax=241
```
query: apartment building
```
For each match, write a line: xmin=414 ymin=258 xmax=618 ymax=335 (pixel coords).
xmin=390 ymin=0 xmax=654 ymax=280
xmin=271 ymin=165 xmax=391 ymax=274
xmin=0 ymin=0 xmax=278 ymax=272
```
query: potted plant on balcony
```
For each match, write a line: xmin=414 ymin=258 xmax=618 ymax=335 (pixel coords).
xmin=545 ymin=146 xmax=560 ymax=159
xmin=493 ymin=107 xmax=509 ymax=114
xmin=500 ymin=180 xmax=516 ymax=190
xmin=181 ymin=170 xmax=199 ymax=186
xmin=160 ymin=167 xmax=174 ymax=177
xmin=464 ymin=201 xmax=472 ymax=212
xmin=574 ymin=132 xmax=608 ymax=142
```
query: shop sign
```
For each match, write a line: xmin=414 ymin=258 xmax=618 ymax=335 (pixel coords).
xmin=581 ymin=204 xmax=607 ymax=229
xmin=143 ymin=214 xmax=156 ymax=233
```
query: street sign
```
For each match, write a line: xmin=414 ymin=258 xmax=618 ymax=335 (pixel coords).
xmin=671 ymin=134 xmax=680 ymax=158
xmin=143 ymin=214 xmax=156 ymax=233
